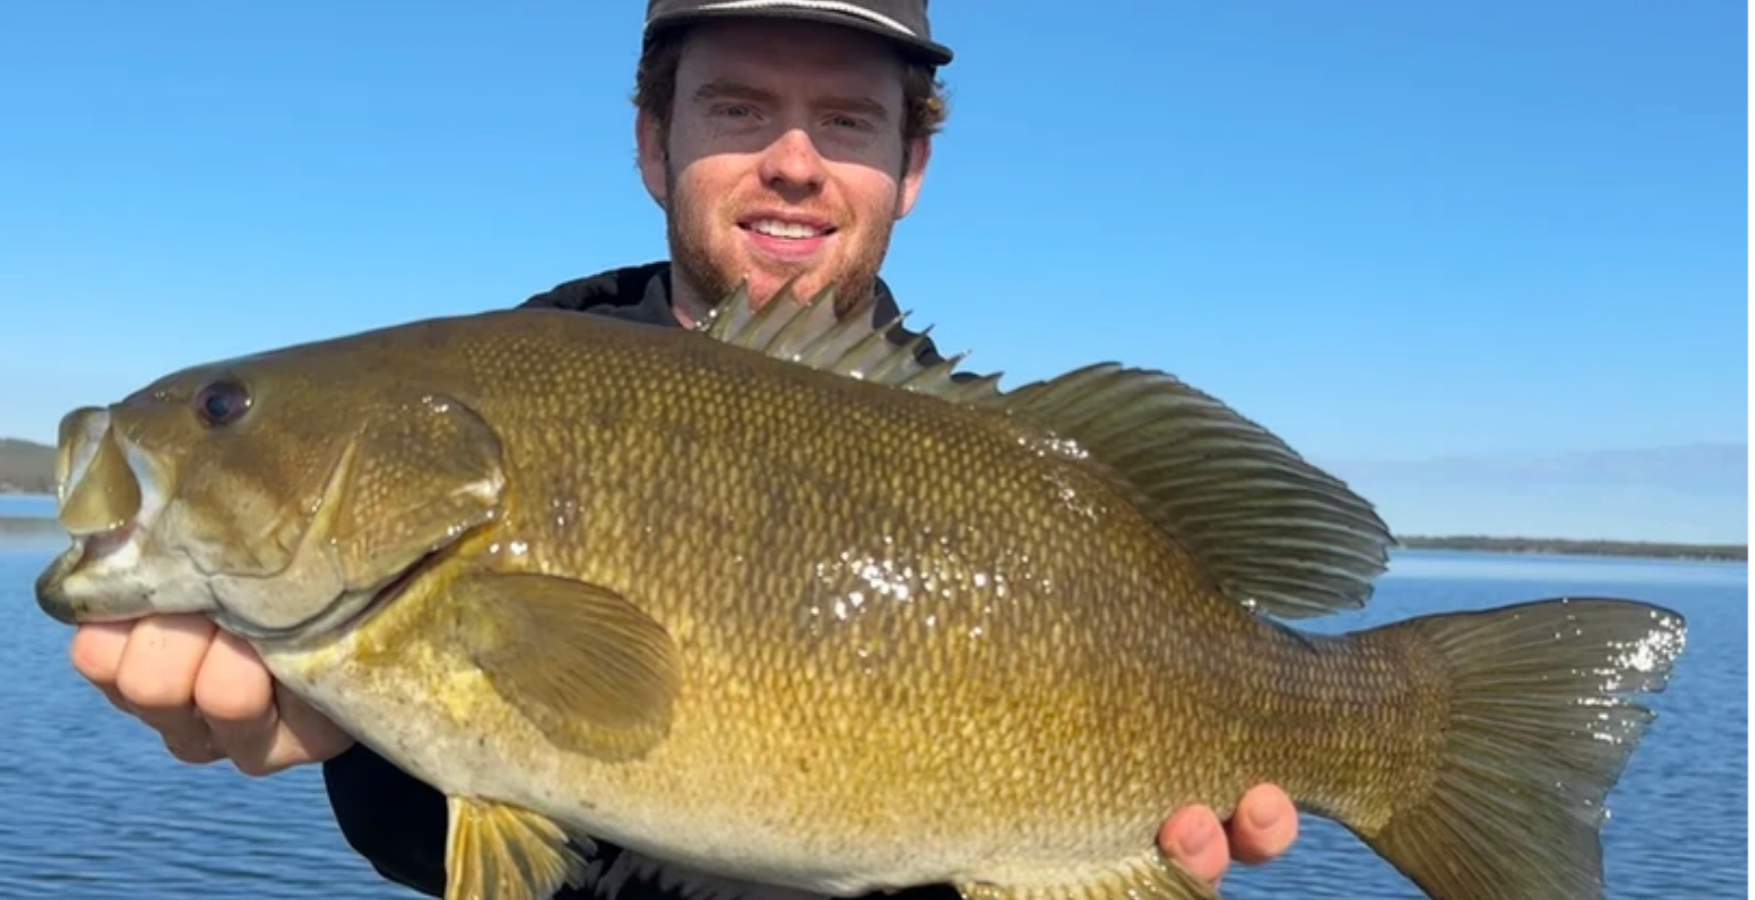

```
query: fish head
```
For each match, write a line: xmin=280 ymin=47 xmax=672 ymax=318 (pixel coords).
xmin=34 ymin=339 xmax=507 ymax=645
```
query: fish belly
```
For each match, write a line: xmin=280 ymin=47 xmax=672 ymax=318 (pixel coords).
xmin=254 ymin=583 xmax=1257 ymax=898
xmin=257 ymin=626 xmax=1147 ymax=896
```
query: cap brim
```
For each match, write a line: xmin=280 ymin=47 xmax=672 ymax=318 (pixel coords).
xmin=645 ymin=7 xmax=952 ymax=66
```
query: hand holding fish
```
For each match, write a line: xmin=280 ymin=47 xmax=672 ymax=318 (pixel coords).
xmin=67 ymin=614 xmax=354 ymax=774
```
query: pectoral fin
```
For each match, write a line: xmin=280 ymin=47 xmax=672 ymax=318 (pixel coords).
xmin=455 ymin=572 xmax=681 ymax=761
xmin=445 ymin=795 xmax=587 ymax=900
xmin=957 ymin=854 xmax=1217 ymax=900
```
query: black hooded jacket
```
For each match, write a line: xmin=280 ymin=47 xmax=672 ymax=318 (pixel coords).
xmin=320 ymin=262 xmax=962 ymax=900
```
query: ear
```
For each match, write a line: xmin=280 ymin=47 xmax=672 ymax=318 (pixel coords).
xmin=895 ymin=135 xmax=932 ymax=220
xmin=636 ymin=107 xmax=670 ymax=209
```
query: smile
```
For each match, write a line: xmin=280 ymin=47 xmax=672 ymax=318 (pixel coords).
xmin=740 ymin=217 xmax=836 ymax=239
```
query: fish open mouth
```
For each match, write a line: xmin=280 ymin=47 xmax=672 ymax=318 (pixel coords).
xmin=49 ymin=408 xmax=162 ymax=582
xmin=73 ymin=521 xmax=139 ymax=568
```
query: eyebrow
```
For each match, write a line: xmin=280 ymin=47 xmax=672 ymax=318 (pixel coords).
xmin=691 ymin=79 xmax=891 ymax=121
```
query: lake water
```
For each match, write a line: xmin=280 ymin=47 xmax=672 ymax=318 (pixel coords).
xmin=0 ymin=530 xmax=1744 ymax=899
xmin=0 ymin=495 xmax=57 ymax=518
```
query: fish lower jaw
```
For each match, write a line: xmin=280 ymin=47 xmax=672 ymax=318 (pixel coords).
xmin=37 ymin=530 xmax=220 ymax=626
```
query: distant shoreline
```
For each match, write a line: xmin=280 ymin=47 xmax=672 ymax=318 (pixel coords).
xmin=0 ymin=515 xmax=64 ymax=536
xmin=0 ymin=509 xmax=1743 ymax=563
xmin=1394 ymin=534 xmax=1746 ymax=562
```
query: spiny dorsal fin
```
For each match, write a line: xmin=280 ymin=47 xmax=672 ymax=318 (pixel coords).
xmin=700 ymin=279 xmax=1005 ymax=405
xmin=700 ymin=281 xmax=1394 ymax=619
xmin=994 ymin=364 xmax=1395 ymax=618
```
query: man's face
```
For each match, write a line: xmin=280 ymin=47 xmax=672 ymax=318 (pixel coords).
xmin=638 ymin=19 xmax=931 ymax=314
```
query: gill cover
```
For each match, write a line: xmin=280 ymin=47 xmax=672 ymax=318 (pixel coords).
xmin=208 ymin=390 xmax=508 ymax=637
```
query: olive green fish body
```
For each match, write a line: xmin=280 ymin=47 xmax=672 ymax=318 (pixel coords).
xmin=261 ymin=310 xmax=1313 ymax=882
xmin=37 ymin=288 xmax=1688 ymax=900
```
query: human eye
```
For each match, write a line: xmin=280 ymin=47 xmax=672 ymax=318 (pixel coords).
xmin=826 ymin=112 xmax=874 ymax=132
xmin=712 ymin=102 xmax=759 ymax=120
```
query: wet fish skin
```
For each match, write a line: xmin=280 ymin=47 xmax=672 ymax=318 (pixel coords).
xmin=33 ymin=285 xmax=1686 ymax=900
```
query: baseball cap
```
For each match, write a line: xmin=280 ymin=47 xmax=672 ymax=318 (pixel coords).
xmin=643 ymin=0 xmax=953 ymax=67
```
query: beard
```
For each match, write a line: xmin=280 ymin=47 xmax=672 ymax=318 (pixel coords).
xmin=663 ymin=162 xmax=896 ymax=319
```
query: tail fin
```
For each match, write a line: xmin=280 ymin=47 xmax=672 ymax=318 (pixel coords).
xmin=1354 ymin=597 xmax=1686 ymax=900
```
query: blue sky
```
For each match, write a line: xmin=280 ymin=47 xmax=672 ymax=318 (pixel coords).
xmin=0 ymin=2 xmax=1745 ymax=541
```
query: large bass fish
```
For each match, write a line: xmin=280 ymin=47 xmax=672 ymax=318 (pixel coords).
xmin=35 ymin=284 xmax=1685 ymax=900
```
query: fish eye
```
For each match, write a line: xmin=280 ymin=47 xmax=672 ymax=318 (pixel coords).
xmin=194 ymin=379 xmax=252 ymax=427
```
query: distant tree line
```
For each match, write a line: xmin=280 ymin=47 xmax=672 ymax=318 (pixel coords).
xmin=0 ymin=438 xmax=54 ymax=494
xmin=1398 ymin=534 xmax=1746 ymax=562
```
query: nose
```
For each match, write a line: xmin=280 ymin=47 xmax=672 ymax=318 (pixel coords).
xmin=55 ymin=406 xmax=141 ymax=536
xmin=758 ymin=128 xmax=829 ymax=195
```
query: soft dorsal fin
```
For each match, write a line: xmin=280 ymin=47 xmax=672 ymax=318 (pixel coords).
xmin=700 ymin=282 xmax=1395 ymax=619
xmin=993 ymin=364 xmax=1394 ymax=617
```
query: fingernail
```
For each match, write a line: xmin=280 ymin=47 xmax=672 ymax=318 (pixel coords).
xmin=1179 ymin=818 xmax=1217 ymax=857
xmin=1246 ymin=800 xmax=1280 ymax=830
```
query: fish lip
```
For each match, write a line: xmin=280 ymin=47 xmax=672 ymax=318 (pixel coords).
xmin=33 ymin=531 xmax=159 ymax=626
xmin=34 ymin=549 xmax=83 ymax=624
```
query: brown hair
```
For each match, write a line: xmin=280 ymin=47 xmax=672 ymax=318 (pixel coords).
xmin=634 ymin=28 xmax=950 ymax=150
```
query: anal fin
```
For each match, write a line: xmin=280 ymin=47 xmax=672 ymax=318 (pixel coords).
xmin=957 ymin=855 xmax=1218 ymax=900
xmin=445 ymin=795 xmax=588 ymax=900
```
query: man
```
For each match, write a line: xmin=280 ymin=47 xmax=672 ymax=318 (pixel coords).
xmin=65 ymin=2 xmax=1300 ymax=897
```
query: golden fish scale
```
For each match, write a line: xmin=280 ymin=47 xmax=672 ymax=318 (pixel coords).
xmin=329 ymin=311 xmax=1443 ymax=869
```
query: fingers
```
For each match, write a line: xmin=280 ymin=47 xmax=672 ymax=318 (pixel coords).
xmin=112 ymin=614 xmax=223 ymax=763
xmin=1158 ymin=785 xmax=1301 ymax=886
xmin=68 ymin=621 xmax=132 ymax=709
xmin=1226 ymin=783 xmax=1299 ymax=865
xmin=1158 ymin=805 xmax=1231 ymax=884
xmin=195 ymin=632 xmax=357 ymax=775
xmin=274 ymin=683 xmax=356 ymax=765
xmin=194 ymin=630 xmax=281 ymax=772
xmin=67 ymin=616 xmax=355 ymax=777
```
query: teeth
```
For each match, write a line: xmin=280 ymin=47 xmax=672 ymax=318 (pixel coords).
xmin=749 ymin=219 xmax=824 ymax=239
